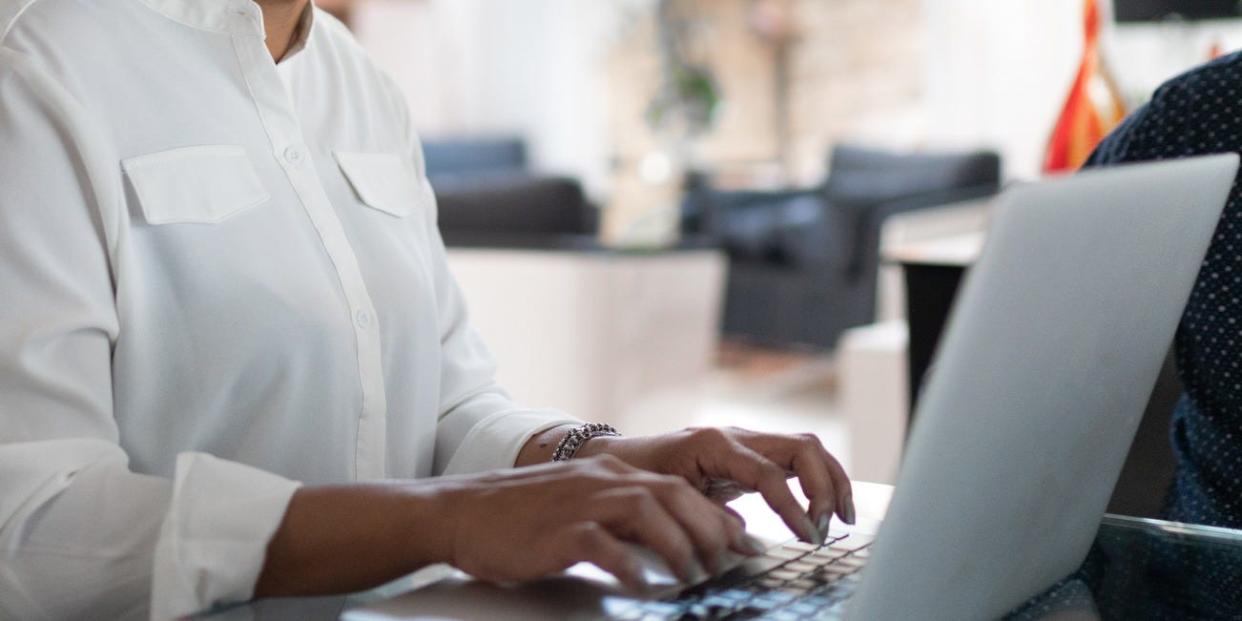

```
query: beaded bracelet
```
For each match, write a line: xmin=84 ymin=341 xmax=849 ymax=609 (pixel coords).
xmin=551 ymin=422 xmax=621 ymax=461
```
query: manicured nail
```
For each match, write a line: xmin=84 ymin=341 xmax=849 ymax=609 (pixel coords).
xmin=742 ymin=535 xmax=767 ymax=556
xmin=799 ymin=515 xmax=824 ymax=546
xmin=624 ymin=559 xmax=648 ymax=590
xmin=816 ymin=513 xmax=832 ymax=538
xmin=844 ymin=496 xmax=857 ymax=525
xmin=685 ymin=558 xmax=709 ymax=584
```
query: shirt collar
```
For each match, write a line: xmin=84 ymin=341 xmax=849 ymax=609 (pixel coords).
xmin=280 ymin=2 xmax=316 ymax=60
xmin=138 ymin=0 xmax=317 ymax=49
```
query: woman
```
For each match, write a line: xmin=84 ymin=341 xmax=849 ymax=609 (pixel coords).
xmin=1086 ymin=51 xmax=1242 ymax=531
xmin=0 ymin=1 xmax=853 ymax=619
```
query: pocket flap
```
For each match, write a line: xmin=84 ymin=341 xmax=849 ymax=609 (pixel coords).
xmin=333 ymin=151 xmax=421 ymax=217
xmin=122 ymin=145 xmax=269 ymax=225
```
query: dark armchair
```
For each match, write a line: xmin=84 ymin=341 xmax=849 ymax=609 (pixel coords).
xmin=685 ymin=144 xmax=1002 ymax=350
xmin=422 ymin=137 xmax=600 ymax=249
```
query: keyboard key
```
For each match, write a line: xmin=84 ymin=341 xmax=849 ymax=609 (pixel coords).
xmin=771 ymin=585 xmax=805 ymax=598
xmin=712 ymin=589 xmax=755 ymax=603
xmin=807 ymin=551 xmax=847 ymax=566
xmin=699 ymin=595 xmax=738 ymax=608
xmin=822 ymin=545 xmax=854 ymax=557
xmin=786 ymin=600 xmax=823 ymax=615
xmin=637 ymin=536 xmax=875 ymax=621
xmin=764 ymin=546 xmax=807 ymax=560
xmin=738 ymin=554 xmax=798 ymax=577
xmin=760 ymin=611 xmax=801 ymax=621
xmin=798 ymin=594 xmax=838 ymax=608
xmin=781 ymin=561 xmax=819 ymax=573
xmin=751 ymin=592 xmax=797 ymax=609
xmin=782 ymin=541 xmax=821 ymax=553
xmin=787 ymin=579 xmax=819 ymax=591
xmin=679 ymin=603 xmax=717 ymax=620
xmin=757 ymin=577 xmax=786 ymax=590
xmin=636 ymin=602 xmax=685 ymax=616
xmin=837 ymin=534 xmax=875 ymax=550
xmin=813 ymin=571 xmax=844 ymax=584
xmin=723 ymin=606 xmax=769 ymax=619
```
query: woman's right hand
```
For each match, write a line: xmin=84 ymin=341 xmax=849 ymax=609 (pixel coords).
xmin=436 ymin=454 xmax=762 ymax=589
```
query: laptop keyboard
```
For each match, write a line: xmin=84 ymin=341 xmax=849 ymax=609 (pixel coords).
xmin=608 ymin=532 xmax=874 ymax=620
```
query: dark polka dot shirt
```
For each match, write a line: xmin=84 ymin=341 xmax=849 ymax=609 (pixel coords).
xmin=1086 ymin=52 xmax=1242 ymax=529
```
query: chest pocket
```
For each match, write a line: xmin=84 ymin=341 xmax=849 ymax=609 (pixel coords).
xmin=333 ymin=151 xmax=423 ymax=218
xmin=122 ymin=145 xmax=269 ymax=225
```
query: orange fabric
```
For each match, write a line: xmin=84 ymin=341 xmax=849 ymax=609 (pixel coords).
xmin=1044 ymin=0 xmax=1127 ymax=173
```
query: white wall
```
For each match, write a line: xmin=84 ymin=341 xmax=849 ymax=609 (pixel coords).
xmin=1110 ymin=19 xmax=1242 ymax=102
xmin=357 ymin=1 xmax=1242 ymax=186
xmin=921 ymin=0 xmax=1242 ymax=179
xmin=353 ymin=0 xmax=647 ymax=198
xmin=920 ymin=0 xmax=1083 ymax=178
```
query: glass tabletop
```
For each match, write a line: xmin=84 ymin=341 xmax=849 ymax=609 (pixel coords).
xmin=203 ymin=514 xmax=1242 ymax=620
xmin=1007 ymin=514 xmax=1242 ymax=620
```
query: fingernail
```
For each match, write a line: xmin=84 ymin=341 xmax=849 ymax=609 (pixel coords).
xmin=743 ymin=535 xmax=767 ymax=556
xmin=624 ymin=560 xmax=648 ymax=591
xmin=685 ymin=558 xmax=709 ymax=584
xmin=845 ymin=497 xmax=857 ymax=525
xmin=799 ymin=515 xmax=824 ymax=546
xmin=816 ymin=513 xmax=832 ymax=538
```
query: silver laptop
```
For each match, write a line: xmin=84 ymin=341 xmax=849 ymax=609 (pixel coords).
xmin=347 ymin=154 xmax=1239 ymax=621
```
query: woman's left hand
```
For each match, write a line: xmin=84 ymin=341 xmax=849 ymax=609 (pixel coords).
xmin=579 ymin=427 xmax=854 ymax=545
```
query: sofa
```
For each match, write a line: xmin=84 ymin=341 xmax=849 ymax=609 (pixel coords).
xmin=422 ymin=137 xmax=600 ymax=249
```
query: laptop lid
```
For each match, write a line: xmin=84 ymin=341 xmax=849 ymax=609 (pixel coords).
xmin=846 ymin=154 xmax=1239 ymax=620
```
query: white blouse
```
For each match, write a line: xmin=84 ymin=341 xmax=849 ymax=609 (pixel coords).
xmin=0 ymin=1 xmax=576 ymax=619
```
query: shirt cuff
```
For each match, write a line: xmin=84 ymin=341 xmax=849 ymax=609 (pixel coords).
xmin=441 ymin=409 xmax=580 ymax=475
xmin=150 ymin=453 xmax=301 ymax=620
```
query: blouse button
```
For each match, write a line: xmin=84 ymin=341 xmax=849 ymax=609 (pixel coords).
xmin=283 ymin=145 xmax=304 ymax=165
xmin=354 ymin=309 xmax=373 ymax=329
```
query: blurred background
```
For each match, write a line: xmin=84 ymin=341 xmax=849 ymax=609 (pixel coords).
xmin=320 ymin=0 xmax=1242 ymax=484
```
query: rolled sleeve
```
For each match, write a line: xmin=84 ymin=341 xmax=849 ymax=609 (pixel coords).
xmin=0 ymin=53 xmax=300 ymax=621
xmin=0 ymin=445 xmax=301 ymax=621
xmin=437 ymin=394 xmax=579 ymax=475
xmin=151 ymin=453 xmax=300 ymax=620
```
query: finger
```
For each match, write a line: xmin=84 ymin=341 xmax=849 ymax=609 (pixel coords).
xmin=489 ymin=455 xmax=640 ymax=501
xmin=590 ymin=487 xmax=704 ymax=583
xmin=556 ymin=522 xmax=646 ymax=590
xmin=582 ymin=452 xmax=633 ymax=474
xmin=721 ymin=504 xmax=747 ymax=530
xmin=466 ymin=454 xmax=622 ymax=488
xmin=795 ymin=458 xmax=834 ymax=531
xmin=820 ymin=445 xmax=854 ymax=525
xmin=702 ymin=477 xmax=749 ymax=503
xmin=794 ymin=438 xmax=855 ymax=526
xmin=645 ymin=474 xmax=747 ymax=571
xmin=705 ymin=442 xmax=821 ymax=544
xmin=777 ymin=436 xmax=836 ymax=530
xmin=740 ymin=432 xmax=856 ymax=527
